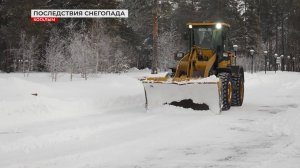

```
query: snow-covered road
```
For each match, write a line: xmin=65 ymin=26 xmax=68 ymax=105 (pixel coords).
xmin=1 ymin=71 xmax=300 ymax=168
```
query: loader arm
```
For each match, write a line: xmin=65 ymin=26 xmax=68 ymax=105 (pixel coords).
xmin=175 ymin=46 xmax=216 ymax=79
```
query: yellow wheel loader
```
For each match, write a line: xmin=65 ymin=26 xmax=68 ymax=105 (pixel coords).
xmin=141 ymin=22 xmax=244 ymax=114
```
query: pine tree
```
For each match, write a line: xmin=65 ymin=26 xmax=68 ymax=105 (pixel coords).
xmin=287 ymin=0 xmax=300 ymax=71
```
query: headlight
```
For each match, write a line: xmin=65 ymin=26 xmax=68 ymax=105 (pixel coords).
xmin=216 ymin=23 xmax=222 ymax=29
xmin=188 ymin=24 xmax=193 ymax=29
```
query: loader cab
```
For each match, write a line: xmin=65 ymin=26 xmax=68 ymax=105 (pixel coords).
xmin=187 ymin=22 xmax=231 ymax=61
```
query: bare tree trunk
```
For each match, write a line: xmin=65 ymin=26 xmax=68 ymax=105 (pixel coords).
xmin=23 ymin=59 xmax=25 ymax=77
xmin=27 ymin=60 xmax=30 ymax=77
xmin=95 ymin=51 xmax=99 ymax=74
xmin=70 ymin=66 xmax=73 ymax=81
xmin=151 ymin=0 xmax=159 ymax=74
xmin=51 ymin=72 xmax=54 ymax=82
xmin=275 ymin=10 xmax=278 ymax=54
xmin=54 ymin=72 xmax=57 ymax=82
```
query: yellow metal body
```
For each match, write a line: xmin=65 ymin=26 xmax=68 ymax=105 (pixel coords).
xmin=218 ymin=51 xmax=235 ymax=69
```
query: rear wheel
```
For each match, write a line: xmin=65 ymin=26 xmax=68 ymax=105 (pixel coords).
xmin=232 ymin=75 xmax=244 ymax=106
xmin=218 ymin=72 xmax=233 ymax=111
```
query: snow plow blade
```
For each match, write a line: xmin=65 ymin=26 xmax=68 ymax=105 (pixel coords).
xmin=142 ymin=78 xmax=221 ymax=114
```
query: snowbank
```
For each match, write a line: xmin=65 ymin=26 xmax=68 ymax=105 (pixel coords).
xmin=0 ymin=73 xmax=145 ymax=129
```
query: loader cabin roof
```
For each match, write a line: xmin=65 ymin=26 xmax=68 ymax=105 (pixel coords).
xmin=187 ymin=22 xmax=231 ymax=28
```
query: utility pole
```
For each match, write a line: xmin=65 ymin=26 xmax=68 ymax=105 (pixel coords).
xmin=281 ymin=11 xmax=285 ymax=71
xmin=151 ymin=0 xmax=159 ymax=74
xmin=274 ymin=53 xmax=278 ymax=73
xmin=275 ymin=1 xmax=278 ymax=58
xmin=264 ymin=50 xmax=268 ymax=74
xmin=244 ymin=0 xmax=247 ymax=56
xmin=250 ymin=49 xmax=255 ymax=74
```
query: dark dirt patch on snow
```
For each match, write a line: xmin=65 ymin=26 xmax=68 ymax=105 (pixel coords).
xmin=168 ymin=99 xmax=209 ymax=110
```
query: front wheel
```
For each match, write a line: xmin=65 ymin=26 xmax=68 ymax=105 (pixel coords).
xmin=218 ymin=72 xmax=233 ymax=111
xmin=232 ymin=75 xmax=244 ymax=106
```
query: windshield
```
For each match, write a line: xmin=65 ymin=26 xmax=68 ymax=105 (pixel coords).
xmin=193 ymin=27 xmax=222 ymax=50
xmin=193 ymin=27 xmax=213 ymax=48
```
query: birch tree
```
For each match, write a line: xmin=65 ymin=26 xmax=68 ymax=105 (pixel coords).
xmin=45 ymin=29 xmax=66 ymax=82
xmin=69 ymin=31 xmax=94 ymax=80
xmin=89 ymin=20 xmax=112 ymax=74
xmin=17 ymin=31 xmax=38 ymax=76
xmin=157 ymin=29 xmax=180 ymax=71
xmin=18 ymin=31 xmax=26 ymax=74
xmin=24 ymin=36 xmax=38 ymax=77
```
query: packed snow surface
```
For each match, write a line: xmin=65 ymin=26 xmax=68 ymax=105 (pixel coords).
xmin=1 ymin=70 xmax=300 ymax=168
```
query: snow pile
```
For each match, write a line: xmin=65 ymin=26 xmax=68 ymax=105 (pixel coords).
xmin=0 ymin=73 xmax=145 ymax=129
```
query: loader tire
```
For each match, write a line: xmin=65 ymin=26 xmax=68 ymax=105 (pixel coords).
xmin=219 ymin=72 xmax=233 ymax=111
xmin=231 ymin=75 xmax=244 ymax=106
